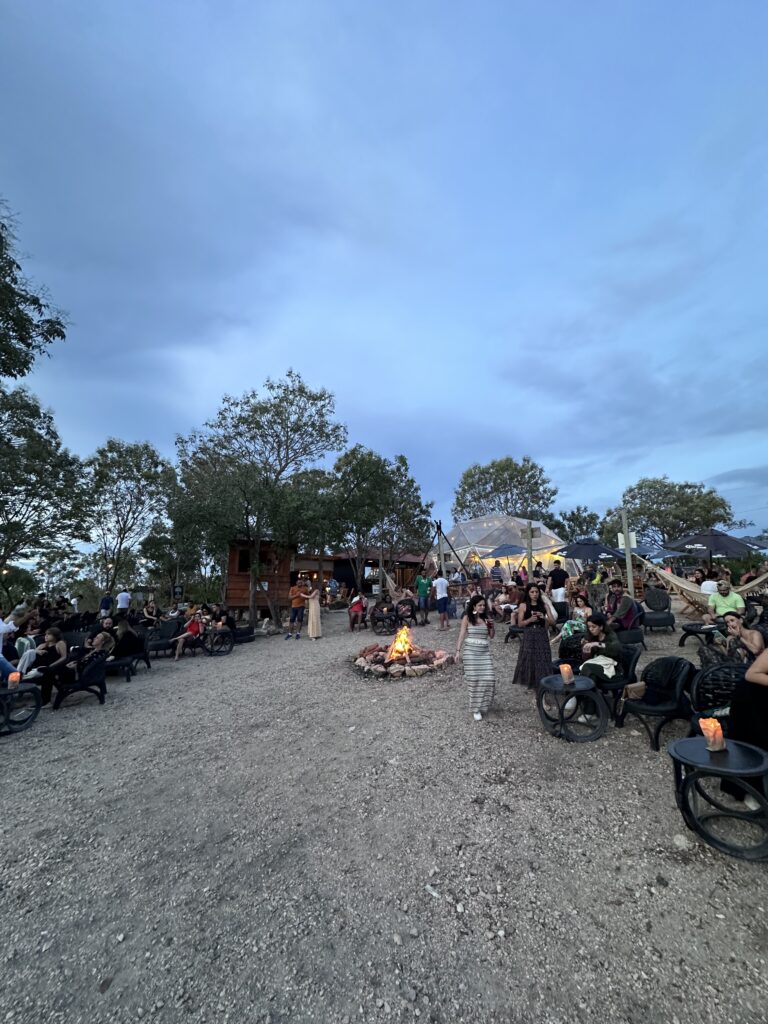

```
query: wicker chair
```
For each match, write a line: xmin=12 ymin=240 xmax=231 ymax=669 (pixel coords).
xmin=688 ymin=661 xmax=747 ymax=736
xmin=616 ymin=656 xmax=696 ymax=750
xmin=643 ymin=587 xmax=676 ymax=633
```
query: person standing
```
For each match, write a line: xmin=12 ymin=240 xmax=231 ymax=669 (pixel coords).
xmin=490 ymin=560 xmax=504 ymax=585
xmin=546 ymin=560 xmax=569 ymax=603
xmin=513 ymin=583 xmax=556 ymax=688
xmin=433 ymin=571 xmax=451 ymax=631
xmin=306 ymin=583 xmax=322 ymax=641
xmin=414 ymin=568 xmax=433 ymax=626
xmin=115 ymin=587 xmax=132 ymax=617
xmin=98 ymin=591 xmax=114 ymax=620
xmin=286 ymin=579 xmax=309 ymax=639
xmin=455 ymin=594 xmax=496 ymax=721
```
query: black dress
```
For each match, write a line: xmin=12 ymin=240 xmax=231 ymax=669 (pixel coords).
xmin=512 ymin=602 xmax=552 ymax=689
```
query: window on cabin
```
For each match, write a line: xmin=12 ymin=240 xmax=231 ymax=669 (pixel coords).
xmin=237 ymin=548 xmax=251 ymax=574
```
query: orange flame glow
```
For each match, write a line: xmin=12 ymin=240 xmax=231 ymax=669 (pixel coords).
xmin=700 ymin=717 xmax=726 ymax=751
xmin=386 ymin=626 xmax=415 ymax=661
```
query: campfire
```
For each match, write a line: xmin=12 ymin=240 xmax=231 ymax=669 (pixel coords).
xmin=353 ymin=625 xmax=454 ymax=678
xmin=386 ymin=626 xmax=415 ymax=662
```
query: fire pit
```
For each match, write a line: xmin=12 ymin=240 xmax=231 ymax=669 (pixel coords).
xmin=353 ymin=625 xmax=454 ymax=678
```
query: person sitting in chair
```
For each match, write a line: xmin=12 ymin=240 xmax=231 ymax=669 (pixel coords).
xmin=173 ymin=612 xmax=203 ymax=660
xmin=603 ymin=579 xmax=636 ymax=631
xmin=703 ymin=579 xmax=745 ymax=624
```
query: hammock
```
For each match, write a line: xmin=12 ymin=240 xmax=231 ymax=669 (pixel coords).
xmin=636 ymin=557 xmax=768 ymax=612
xmin=383 ymin=570 xmax=407 ymax=604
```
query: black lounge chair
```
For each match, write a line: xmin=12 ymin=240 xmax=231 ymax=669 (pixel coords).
xmin=616 ymin=656 xmax=696 ymax=750
xmin=643 ymin=587 xmax=676 ymax=633
xmin=688 ymin=661 xmax=746 ymax=736
xmin=53 ymin=652 xmax=108 ymax=710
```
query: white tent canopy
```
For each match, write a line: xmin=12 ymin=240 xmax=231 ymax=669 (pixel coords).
xmin=432 ymin=515 xmax=566 ymax=578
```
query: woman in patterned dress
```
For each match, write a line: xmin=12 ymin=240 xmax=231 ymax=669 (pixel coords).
xmin=513 ymin=583 xmax=556 ymax=689
xmin=455 ymin=594 xmax=496 ymax=721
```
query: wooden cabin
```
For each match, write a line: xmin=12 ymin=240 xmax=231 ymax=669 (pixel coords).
xmin=224 ymin=542 xmax=294 ymax=618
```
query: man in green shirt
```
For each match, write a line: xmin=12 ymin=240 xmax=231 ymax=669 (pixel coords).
xmin=704 ymin=579 xmax=745 ymax=623
xmin=414 ymin=569 xmax=433 ymax=626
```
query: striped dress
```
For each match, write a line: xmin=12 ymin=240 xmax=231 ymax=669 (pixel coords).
xmin=463 ymin=623 xmax=496 ymax=714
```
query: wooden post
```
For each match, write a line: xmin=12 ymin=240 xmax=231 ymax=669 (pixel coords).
xmin=526 ymin=520 xmax=533 ymax=576
xmin=621 ymin=507 xmax=634 ymax=596
xmin=437 ymin=520 xmax=446 ymax=577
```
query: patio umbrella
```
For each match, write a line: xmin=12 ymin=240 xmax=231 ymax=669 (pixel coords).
xmin=553 ymin=538 xmax=624 ymax=561
xmin=643 ymin=547 xmax=686 ymax=561
xmin=666 ymin=528 xmax=757 ymax=561
xmin=484 ymin=543 xmax=526 ymax=559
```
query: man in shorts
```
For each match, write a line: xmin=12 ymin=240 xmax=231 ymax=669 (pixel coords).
xmin=546 ymin=560 xmax=569 ymax=603
xmin=414 ymin=568 xmax=433 ymax=626
xmin=433 ymin=571 xmax=451 ymax=631
xmin=286 ymin=579 xmax=309 ymax=639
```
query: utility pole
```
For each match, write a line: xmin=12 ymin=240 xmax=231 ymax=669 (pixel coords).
xmin=620 ymin=507 xmax=635 ymax=596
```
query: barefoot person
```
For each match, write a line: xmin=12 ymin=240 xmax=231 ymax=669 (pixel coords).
xmin=455 ymin=594 xmax=496 ymax=722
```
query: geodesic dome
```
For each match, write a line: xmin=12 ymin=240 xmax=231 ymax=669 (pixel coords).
xmin=433 ymin=515 xmax=566 ymax=577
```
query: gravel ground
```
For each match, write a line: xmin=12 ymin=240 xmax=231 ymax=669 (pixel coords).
xmin=2 ymin=609 xmax=767 ymax=1024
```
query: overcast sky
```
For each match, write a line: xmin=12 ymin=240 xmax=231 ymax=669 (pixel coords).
xmin=2 ymin=1 xmax=767 ymax=532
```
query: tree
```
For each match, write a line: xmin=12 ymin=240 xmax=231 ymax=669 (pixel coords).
xmin=598 ymin=476 xmax=749 ymax=548
xmin=332 ymin=447 xmax=433 ymax=590
xmin=0 ymin=387 xmax=87 ymax=572
xmin=176 ymin=371 xmax=347 ymax=623
xmin=85 ymin=440 xmax=174 ymax=591
xmin=0 ymin=565 xmax=39 ymax=610
xmin=451 ymin=456 xmax=557 ymax=522
xmin=544 ymin=505 xmax=600 ymax=542
xmin=1 ymin=203 xmax=67 ymax=379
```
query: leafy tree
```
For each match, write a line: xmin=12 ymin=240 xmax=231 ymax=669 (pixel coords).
xmin=0 ymin=565 xmax=39 ymax=610
xmin=0 ymin=203 xmax=67 ymax=379
xmin=33 ymin=543 xmax=87 ymax=597
xmin=85 ymin=440 xmax=174 ymax=591
xmin=0 ymin=387 xmax=87 ymax=572
xmin=544 ymin=505 xmax=600 ymax=542
xmin=177 ymin=371 xmax=347 ymax=623
xmin=139 ymin=520 xmax=221 ymax=605
xmin=599 ymin=476 xmax=749 ymax=548
xmin=332 ymin=446 xmax=433 ymax=590
xmin=451 ymin=456 xmax=557 ymax=522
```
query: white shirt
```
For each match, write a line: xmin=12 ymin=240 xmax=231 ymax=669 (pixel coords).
xmin=434 ymin=577 xmax=450 ymax=600
xmin=700 ymin=581 xmax=718 ymax=594
xmin=116 ymin=591 xmax=132 ymax=609
xmin=71 ymin=597 xmax=79 ymax=612
xmin=0 ymin=617 xmax=18 ymax=635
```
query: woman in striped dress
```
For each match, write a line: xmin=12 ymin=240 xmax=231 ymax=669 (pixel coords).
xmin=455 ymin=594 xmax=496 ymax=721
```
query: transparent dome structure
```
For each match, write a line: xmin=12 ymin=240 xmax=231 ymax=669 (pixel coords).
xmin=432 ymin=515 xmax=566 ymax=577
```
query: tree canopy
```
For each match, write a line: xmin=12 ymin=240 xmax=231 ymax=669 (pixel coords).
xmin=543 ymin=505 xmax=601 ymax=543
xmin=599 ymin=476 xmax=748 ymax=547
xmin=85 ymin=439 xmax=175 ymax=591
xmin=452 ymin=456 xmax=557 ymax=522
xmin=0 ymin=204 xmax=66 ymax=380
xmin=0 ymin=387 xmax=87 ymax=572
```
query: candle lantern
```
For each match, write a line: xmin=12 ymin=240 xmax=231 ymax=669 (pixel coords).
xmin=560 ymin=663 xmax=574 ymax=684
xmin=700 ymin=717 xmax=726 ymax=752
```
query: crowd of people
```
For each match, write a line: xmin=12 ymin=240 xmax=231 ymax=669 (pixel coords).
xmin=0 ymin=590 xmax=240 ymax=705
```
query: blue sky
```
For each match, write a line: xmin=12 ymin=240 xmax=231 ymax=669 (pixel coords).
xmin=2 ymin=1 xmax=767 ymax=532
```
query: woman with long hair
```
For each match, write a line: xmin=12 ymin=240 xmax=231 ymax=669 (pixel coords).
xmin=455 ymin=594 xmax=496 ymax=721
xmin=306 ymin=583 xmax=322 ymax=640
xmin=513 ymin=583 xmax=556 ymax=688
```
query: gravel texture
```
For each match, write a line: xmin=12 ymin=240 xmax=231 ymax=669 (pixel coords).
xmin=2 ymin=610 xmax=767 ymax=1024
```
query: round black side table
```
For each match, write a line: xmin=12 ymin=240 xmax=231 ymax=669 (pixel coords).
xmin=536 ymin=675 xmax=609 ymax=743
xmin=667 ymin=736 xmax=768 ymax=861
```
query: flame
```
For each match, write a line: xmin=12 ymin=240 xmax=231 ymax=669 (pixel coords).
xmin=560 ymin=664 xmax=574 ymax=684
xmin=386 ymin=625 xmax=415 ymax=661
xmin=700 ymin=717 xmax=725 ymax=751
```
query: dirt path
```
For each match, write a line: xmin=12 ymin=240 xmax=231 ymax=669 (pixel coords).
xmin=2 ymin=614 xmax=766 ymax=1023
